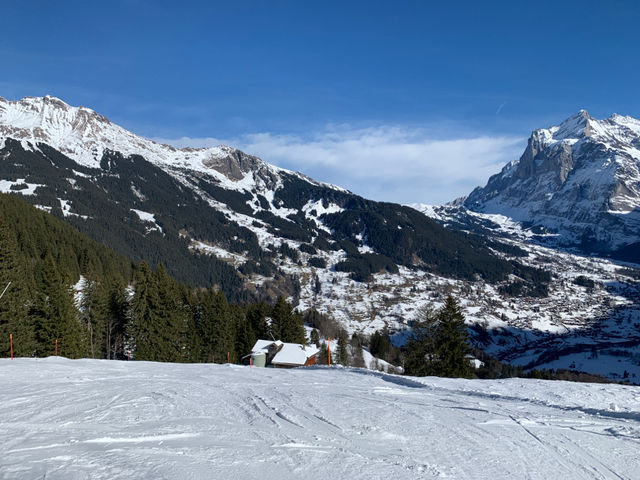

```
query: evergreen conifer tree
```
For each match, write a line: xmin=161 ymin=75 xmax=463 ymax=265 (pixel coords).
xmin=270 ymin=296 xmax=305 ymax=344
xmin=318 ymin=341 xmax=329 ymax=365
xmin=129 ymin=261 xmax=162 ymax=361
xmin=154 ymin=265 xmax=189 ymax=362
xmin=81 ymin=272 xmax=109 ymax=358
xmin=33 ymin=254 xmax=86 ymax=358
xmin=404 ymin=305 xmax=440 ymax=376
xmin=104 ymin=274 xmax=129 ymax=359
xmin=337 ymin=332 xmax=349 ymax=365
xmin=436 ymin=296 xmax=471 ymax=378
xmin=350 ymin=333 xmax=366 ymax=368
xmin=197 ymin=288 xmax=235 ymax=363
xmin=0 ymin=218 xmax=35 ymax=356
xmin=310 ymin=328 xmax=320 ymax=347
xmin=233 ymin=305 xmax=256 ymax=361
xmin=245 ymin=301 xmax=270 ymax=340
xmin=404 ymin=297 xmax=471 ymax=378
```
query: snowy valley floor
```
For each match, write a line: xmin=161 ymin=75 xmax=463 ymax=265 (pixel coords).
xmin=1 ymin=358 xmax=639 ymax=479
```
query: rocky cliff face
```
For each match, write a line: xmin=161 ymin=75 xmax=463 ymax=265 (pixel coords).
xmin=465 ymin=110 xmax=640 ymax=254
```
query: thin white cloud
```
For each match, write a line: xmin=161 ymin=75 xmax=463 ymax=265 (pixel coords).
xmin=154 ymin=125 xmax=524 ymax=205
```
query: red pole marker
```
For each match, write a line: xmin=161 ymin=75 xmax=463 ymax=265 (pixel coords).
xmin=227 ymin=351 xmax=230 ymax=363
xmin=250 ymin=356 xmax=252 ymax=367
xmin=127 ymin=350 xmax=131 ymax=361
xmin=328 ymin=337 xmax=331 ymax=367
xmin=55 ymin=338 xmax=58 ymax=357
xmin=10 ymin=333 xmax=13 ymax=360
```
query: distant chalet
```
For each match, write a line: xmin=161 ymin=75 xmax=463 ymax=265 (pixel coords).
xmin=247 ymin=340 xmax=320 ymax=368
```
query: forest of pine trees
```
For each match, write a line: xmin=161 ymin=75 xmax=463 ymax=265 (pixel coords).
xmin=0 ymin=193 xmax=311 ymax=363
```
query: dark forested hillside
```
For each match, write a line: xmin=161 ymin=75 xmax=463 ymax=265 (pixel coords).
xmin=0 ymin=192 xmax=133 ymax=358
xmin=0 ymin=192 xmax=133 ymax=283
xmin=0 ymin=141 xmax=249 ymax=299
xmin=0 ymin=192 xmax=308 ymax=362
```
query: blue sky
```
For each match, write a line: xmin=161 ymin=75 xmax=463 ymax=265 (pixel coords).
xmin=2 ymin=1 xmax=639 ymax=203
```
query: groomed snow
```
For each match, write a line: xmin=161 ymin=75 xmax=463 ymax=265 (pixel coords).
xmin=1 ymin=358 xmax=639 ymax=479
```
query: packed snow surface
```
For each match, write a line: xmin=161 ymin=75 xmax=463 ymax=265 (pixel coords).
xmin=1 ymin=358 xmax=639 ymax=479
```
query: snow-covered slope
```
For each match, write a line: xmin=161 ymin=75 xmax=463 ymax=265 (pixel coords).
xmin=1 ymin=358 xmax=639 ymax=479
xmin=465 ymin=110 xmax=640 ymax=253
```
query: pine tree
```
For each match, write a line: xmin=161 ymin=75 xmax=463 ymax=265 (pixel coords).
xmin=270 ymin=296 xmax=305 ymax=344
xmin=369 ymin=330 xmax=392 ymax=360
xmin=403 ymin=305 xmax=440 ymax=377
xmin=310 ymin=328 xmax=320 ymax=347
xmin=350 ymin=333 xmax=366 ymax=368
xmin=318 ymin=341 xmax=329 ymax=365
xmin=435 ymin=296 xmax=471 ymax=378
xmin=81 ymin=272 xmax=108 ymax=358
xmin=0 ymin=218 xmax=35 ymax=356
xmin=33 ymin=253 xmax=86 ymax=358
xmin=104 ymin=274 xmax=129 ymax=359
xmin=154 ymin=265 xmax=189 ymax=362
xmin=197 ymin=288 xmax=235 ymax=363
xmin=233 ymin=305 xmax=256 ymax=361
xmin=129 ymin=261 xmax=162 ymax=361
xmin=337 ymin=332 xmax=349 ymax=365
xmin=404 ymin=297 xmax=471 ymax=378
xmin=245 ymin=301 xmax=270 ymax=340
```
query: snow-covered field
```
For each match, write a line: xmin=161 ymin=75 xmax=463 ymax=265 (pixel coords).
xmin=2 ymin=358 xmax=639 ymax=479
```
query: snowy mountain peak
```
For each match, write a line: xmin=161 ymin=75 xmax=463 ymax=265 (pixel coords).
xmin=0 ymin=95 xmax=342 ymax=194
xmin=465 ymin=110 xmax=640 ymax=253
xmin=551 ymin=109 xmax=593 ymax=140
xmin=0 ymin=95 xmax=252 ymax=174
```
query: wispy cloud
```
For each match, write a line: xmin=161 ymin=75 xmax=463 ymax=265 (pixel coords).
xmin=154 ymin=125 xmax=524 ymax=205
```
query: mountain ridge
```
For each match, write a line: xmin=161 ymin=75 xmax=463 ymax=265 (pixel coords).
xmin=0 ymin=95 xmax=347 ymax=197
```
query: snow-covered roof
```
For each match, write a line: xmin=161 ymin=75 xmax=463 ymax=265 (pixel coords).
xmin=251 ymin=339 xmax=277 ymax=353
xmin=272 ymin=343 xmax=319 ymax=366
xmin=250 ymin=339 xmax=319 ymax=366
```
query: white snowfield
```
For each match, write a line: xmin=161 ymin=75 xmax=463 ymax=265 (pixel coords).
xmin=1 ymin=358 xmax=639 ymax=479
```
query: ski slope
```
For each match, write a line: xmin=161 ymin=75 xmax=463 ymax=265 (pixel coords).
xmin=1 ymin=358 xmax=639 ymax=479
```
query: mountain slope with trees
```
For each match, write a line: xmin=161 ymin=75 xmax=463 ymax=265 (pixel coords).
xmin=0 ymin=96 xmax=547 ymax=304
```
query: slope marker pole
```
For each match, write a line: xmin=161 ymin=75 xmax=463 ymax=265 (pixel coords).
xmin=328 ymin=338 xmax=331 ymax=367
xmin=55 ymin=338 xmax=58 ymax=357
xmin=10 ymin=333 xmax=13 ymax=360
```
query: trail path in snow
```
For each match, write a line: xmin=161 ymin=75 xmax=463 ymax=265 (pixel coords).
xmin=1 ymin=358 xmax=639 ymax=479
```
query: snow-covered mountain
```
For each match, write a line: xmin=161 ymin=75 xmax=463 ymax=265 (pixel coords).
xmin=464 ymin=110 xmax=640 ymax=257
xmin=0 ymin=95 xmax=529 ymax=296
xmin=2 ymin=95 xmax=640 ymax=380
xmin=0 ymin=95 xmax=337 ymax=196
xmin=2 ymin=358 xmax=639 ymax=479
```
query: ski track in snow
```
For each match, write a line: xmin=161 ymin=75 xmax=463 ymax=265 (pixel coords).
xmin=1 ymin=358 xmax=639 ymax=479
